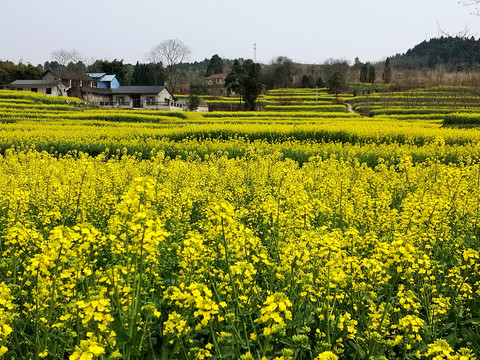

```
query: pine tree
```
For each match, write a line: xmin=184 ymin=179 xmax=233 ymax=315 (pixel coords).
xmin=206 ymin=54 xmax=224 ymax=77
xmin=242 ymin=62 xmax=263 ymax=111
xmin=368 ymin=65 xmax=376 ymax=84
xmin=224 ymin=59 xmax=263 ymax=110
xmin=327 ymin=71 xmax=346 ymax=99
xmin=383 ymin=57 xmax=392 ymax=84
xmin=360 ymin=64 xmax=368 ymax=83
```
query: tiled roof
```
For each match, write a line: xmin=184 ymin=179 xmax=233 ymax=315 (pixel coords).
xmin=11 ymin=80 xmax=56 ymax=86
xmin=87 ymin=73 xmax=107 ymax=79
xmin=206 ymin=73 xmax=226 ymax=80
xmin=113 ymin=86 xmax=166 ymax=94
xmin=100 ymin=75 xmax=116 ymax=82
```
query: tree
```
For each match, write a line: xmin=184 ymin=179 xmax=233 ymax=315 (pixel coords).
xmin=51 ymin=49 xmax=82 ymax=67
xmin=383 ymin=57 xmax=392 ymax=84
xmin=132 ymin=61 xmax=149 ymax=85
xmin=272 ymin=56 xmax=295 ymax=88
xmin=460 ymin=0 xmax=480 ymax=14
xmin=301 ymin=75 xmax=315 ymax=88
xmin=242 ymin=61 xmax=263 ymax=111
xmin=206 ymin=54 xmax=225 ymax=77
xmin=186 ymin=93 xmax=200 ymax=111
xmin=148 ymin=39 xmax=191 ymax=93
xmin=359 ymin=63 xmax=369 ymax=83
xmin=353 ymin=57 xmax=363 ymax=70
xmin=327 ymin=70 xmax=346 ymax=99
xmin=0 ymin=61 xmax=43 ymax=84
xmin=323 ymin=58 xmax=350 ymax=83
xmin=367 ymin=65 xmax=376 ymax=84
xmin=67 ymin=61 xmax=87 ymax=73
xmin=225 ymin=59 xmax=245 ymax=97
xmin=225 ymin=59 xmax=263 ymax=110
xmin=132 ymin=62 xmax=165 ymax=86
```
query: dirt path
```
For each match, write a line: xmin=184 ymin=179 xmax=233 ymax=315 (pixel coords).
xmin=346 ymin=103 xmax=354 ymax=113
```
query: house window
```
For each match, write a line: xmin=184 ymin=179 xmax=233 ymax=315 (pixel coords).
xmin=116 ymin=96 xmax=125 ymax=105
xmin=46 ymin=88 xmax=52 ymax=95
xmin=146 ymin=96 xmax=156 ymax=105
xmin=31 ymin=88 xmax=38 ymax=92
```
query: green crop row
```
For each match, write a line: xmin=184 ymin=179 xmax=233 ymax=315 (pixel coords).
xmin=265 ymin=105 xmax=347 ymax=112
xmin=368 ymin=108 xmax=480 ymax=116
xmin=0 ymin=102 xmax=82 ymax=112
xmin=443 ymin=113 xmax=480 ymax=126
xmin=202 ymin=111 xmax=359 ymax=119
xmin=0 ymin=90 xmax=84 ymax=105
xmin=0 ymin=110 xmax=187 ymax=123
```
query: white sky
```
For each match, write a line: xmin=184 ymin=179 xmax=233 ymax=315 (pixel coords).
xmin=1 ymin=0 xmax=479 ymax=66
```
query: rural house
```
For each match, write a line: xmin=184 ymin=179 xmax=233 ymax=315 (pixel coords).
xmin=206 ymin=73 xmax=227 ymax=96
xmin=106 ymin=86 xmax=182 ymax=110
xmin=10 ymin=70 xmax=69 ymax=96
xmin=175 ymin=97 xmax=209 ymax=112
xmin=87 ymin=73 xmax=120 ymax=89
xmin=9 ymin=69 xmax=118 ymax=103
xmin=10 ymin=72 xmax=208 ymax=111
xmin=206 ymin=73 xmax=226 ymax=86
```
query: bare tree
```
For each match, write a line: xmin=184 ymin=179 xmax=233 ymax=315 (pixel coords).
xmin=148 ymin=39 xmax=191 ymax=93
xmin=69 ymin=49 xmax=83 ymax=63
xmin=437 ymin=20 xmax=472 ymax=38
xmin=51 ymin=49 xmax=83 ymax=66
xmin=460 ymin=0 xmax=480 ymax=15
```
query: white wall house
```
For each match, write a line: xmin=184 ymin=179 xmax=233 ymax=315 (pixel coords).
xmin=175 ymin=97 xmax=209 ymax=112
xmin=109 ymin=86 xmax=182 ymax=110
xmin=10 ymin=71 xmax=69 ymax=96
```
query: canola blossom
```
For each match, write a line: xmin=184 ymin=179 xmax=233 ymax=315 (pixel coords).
xmin=0 ymin=88 xmax=479 ymax=359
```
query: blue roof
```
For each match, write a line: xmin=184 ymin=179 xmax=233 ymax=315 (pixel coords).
xmin=100 ymin=75 xmax=116 ymax=82
xmin=87 ymin=73 xmax=106 ymax=79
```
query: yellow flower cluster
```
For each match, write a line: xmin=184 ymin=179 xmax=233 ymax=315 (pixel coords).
xmin=0 ymin=282 xmax=15 ymax=356
xmin=256 ymin=292 xmax=292 ymax=336
xmin=76 ymin=297 xmax=114 ymax=332
xmin=164 ymin=282 xmax=219 ymax=331
xmin=69 ymin=333 xmax=106 ymax=360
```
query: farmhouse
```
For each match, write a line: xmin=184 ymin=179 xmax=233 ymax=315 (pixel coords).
xmin=206 ymin=73 xmax=227 ymax=96
xmin=9 ymin=69 xmax=119 ymax=101
xmin=103 ymin=85 xmax=181 ymax=110
xmin=175 ymin=96 xmax=209 ymax=112
xmin=10 ymin=70 xmax=69 ymax=96
xmin=87 ymin=73 xmax=120 ymax=89
xmin=10 ymin=71 xmax=209 ymax=111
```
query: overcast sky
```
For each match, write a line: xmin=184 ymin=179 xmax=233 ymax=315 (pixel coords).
xmin=1 ymin=0 xmax=479 ymax=66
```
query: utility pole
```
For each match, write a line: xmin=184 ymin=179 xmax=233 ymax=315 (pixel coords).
xmin=254 ymin=42 xmax=257 ymax=63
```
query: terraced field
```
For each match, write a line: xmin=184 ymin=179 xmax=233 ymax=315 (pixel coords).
xmin=0 ymin=88 xmax=479 ymax=360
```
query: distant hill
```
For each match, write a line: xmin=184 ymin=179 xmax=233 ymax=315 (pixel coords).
xmin=391 ymin=36 xmax=480 ymax=70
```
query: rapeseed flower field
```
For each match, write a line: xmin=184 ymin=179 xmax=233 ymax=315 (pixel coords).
xmin=0 ymin=88 xmax=479 ymax=359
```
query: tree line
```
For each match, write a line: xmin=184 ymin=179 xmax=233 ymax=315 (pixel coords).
xmin=390 ymin=36 xmax=480 ymax=70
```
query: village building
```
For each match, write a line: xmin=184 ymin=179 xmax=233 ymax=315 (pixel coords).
xmin=175 ymin=97 xmax=209 ymax=112
xmin=9 ymin=69 xmax=119 ymax=101
xmin=206 ymin=73 xmax=227 ymax=96
xmin=10 ymin=70 xmax=69 ymax=96
xmin=10 ymin=71 xmax=209 ymax=111
xmin=103 ymin=85 xmax=181 ymax=110
xmin=87 ymin=73 xmax=120 ymax=89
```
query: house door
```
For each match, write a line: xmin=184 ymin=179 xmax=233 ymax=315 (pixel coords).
xmin=132 ymin=95 xmax=142 ymax=108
